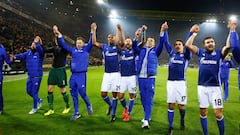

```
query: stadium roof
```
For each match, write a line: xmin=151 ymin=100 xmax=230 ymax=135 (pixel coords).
xmin=109 ymin=0 xmax=240 ymax=14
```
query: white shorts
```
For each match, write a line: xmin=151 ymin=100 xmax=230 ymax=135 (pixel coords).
xmin=101 ymin=72 xmax=120 ymax=92
xmin=119 ymin=75 xmax=137 ymax=94
xmin=198 ymin=85 xmax=223 ymax=109
xmin=167 ymin=80 xmax=187 ymax=105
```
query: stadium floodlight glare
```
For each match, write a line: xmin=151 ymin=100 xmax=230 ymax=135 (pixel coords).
xmin=206 ymin=19 xmax=217 ymax=23
xmin=97 ymin=0 xmax=105 ymax=5
xmin=108 ymin=10 xmax=118 ymax=19
xmin=229 ymin=15 xmax=237 ymax=21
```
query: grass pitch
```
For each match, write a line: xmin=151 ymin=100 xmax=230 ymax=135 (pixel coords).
xmin=1 ymin=66 xmax=240 ymax=135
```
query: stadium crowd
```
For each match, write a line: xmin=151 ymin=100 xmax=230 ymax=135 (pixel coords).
xmin=0 ymin=7 xmax=102 ymax=67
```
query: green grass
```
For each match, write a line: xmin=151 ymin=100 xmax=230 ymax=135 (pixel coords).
xmin=1 ymin=66 xmax=240 ymax=135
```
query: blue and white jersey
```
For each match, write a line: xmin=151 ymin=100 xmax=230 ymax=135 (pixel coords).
xmin=15 ymin=42 xmax=44 ymax=77
xmin=220 ymin=59 xmax=234 ymax=80
xmin=163 ymin=33 xmax=191 ymax=80
xmin=102 ymin=44 xmax=119 ymax=73
xmin=57 ymin=33 xmax=92 ymax=73
xmin=120 ymin=48 xmax=136 ymax=76
xmin=167 ymin=51 xmax=190 ymax=81
xmin=197 ymin=48 xmax=222 ymax=86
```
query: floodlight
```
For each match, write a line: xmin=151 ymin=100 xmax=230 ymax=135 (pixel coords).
xmin=229 ymin=15 xmax=237 ymax=21
xmin=108 ymin=10 xmax=118 ymax=19
xmin=97 ymin=0 xmax=104 ymax=5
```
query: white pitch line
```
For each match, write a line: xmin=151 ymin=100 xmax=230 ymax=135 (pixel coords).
xmin=3 ymin=76 xmax=28 ymax=82
xmin=3 ymin=72 xmax=49 ymax=83
xmin=2 ymin=68 xmax=73 ymax=83
xmin=229 ymin=85 xmax=239 ymax=89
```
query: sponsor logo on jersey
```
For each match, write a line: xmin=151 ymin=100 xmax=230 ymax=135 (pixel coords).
xmin=200 ymin=58 xmax=217 ymax=64
xmin=170 ymin=58 xmax=183 ymax=64
xmin=105 ymin=51 xmax=118 ymax=56
xmin=121 ymin=55 xmax=134 ymax=60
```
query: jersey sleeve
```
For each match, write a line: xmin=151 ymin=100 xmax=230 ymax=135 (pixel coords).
xmin=197 ymin=48 xmax=203 ymax=58
xmin=132 ymin=39 xmax=140 ymax=54
xmin=163 ymin=30 xmax=173 ymax=54
xmin=57 ymin=36 xmax=73 ymax=54
xmin=230 ymin=31 xmax=239 ymax=48
xmin=15 ymin=52 xmax=27 ymax=60
xmin=185 ymin=31 xmax=193 ymax=43
xmin=155 ymin=35 xmax=164 ymax=57
xmin=86 ymin=32 xmax=93 ymax=53
xmin=101 ymin=43 xmax=109 ymax=52
xmin=35 ymin=42 xmax=44 ymax=57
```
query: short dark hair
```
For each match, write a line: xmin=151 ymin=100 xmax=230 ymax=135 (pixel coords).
xmin=76 ymin=37 xmax=85 ymax=43
xmin=203 ymin=36 xmax=214 ymax=44
xmin=175 ymin=39 xmax=184 ymax=46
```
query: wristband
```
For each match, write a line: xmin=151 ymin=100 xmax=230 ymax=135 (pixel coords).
xmin=193 ymin=33 xmax=197 ymax=36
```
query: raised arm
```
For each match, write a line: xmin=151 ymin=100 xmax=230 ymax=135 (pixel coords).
xmin=92 ymin=22 xmax=102 ymax=48
xmin=53 ymin=25 xmax=73 ymax=54
xmin=34 ymin=36 xmax=44 ymax=57
xmin=116 ymin=24 xmax=125 ymax=50
xmin=14 ymin=52 xmax=27 ymax=61
xmin=35 ymin=42 xmax=44 ymax=57
xmin=134 ymin=28 xmax=141 ymax=41
xmin=184 ymin=28 xmax=194 ymax=60
xmin=185 ymin=24 xmax=200 ymax=54
xmin=85 ymin=23 xmax=95 ymax=53
xmin=132 ymin=28 xmax=142 ymax=54
xmin=156 ymin=36 xmax=164 ymax=57
xmin=138 ymin=25 xmax=147 ymax=48
xmin=228 ymin=20 xmax=239 ymax=48
xmin=155 ymin=22 xmax=168 ymax=57
xmin=222 ymin=31 xmax=231 ymax=57
xmin=160 ymin=22 xmax=172 ymax=54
